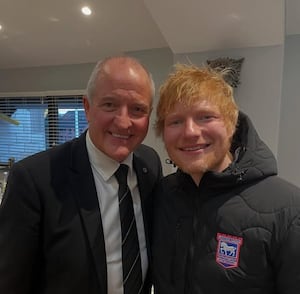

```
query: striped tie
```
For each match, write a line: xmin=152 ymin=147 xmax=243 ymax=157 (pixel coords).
xmin=115 ymin=164 xmax=143 ymax=294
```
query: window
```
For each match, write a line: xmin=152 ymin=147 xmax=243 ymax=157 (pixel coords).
xmin=0 ymin=95 xmax=88 ymax=164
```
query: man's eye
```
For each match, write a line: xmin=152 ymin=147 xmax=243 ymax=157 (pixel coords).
xmin=101 ymin=102 xmax=117 ymax=111
xmin=167 ymin=119 xmax=182 ymax=126
xmin=131 ymin=106 xmax=148 ymax=116
xmin=134 ymin=106 xmax=143 ymax=112
xmin=198 ymin=115 xmax=215 ymax=122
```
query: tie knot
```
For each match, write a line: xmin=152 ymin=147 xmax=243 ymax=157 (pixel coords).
xmin=115 ymin=164 xmax=129 ymax=186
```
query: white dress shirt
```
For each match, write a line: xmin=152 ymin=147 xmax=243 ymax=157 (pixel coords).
xmin=86 ymin=132 xmax=148 ymax=294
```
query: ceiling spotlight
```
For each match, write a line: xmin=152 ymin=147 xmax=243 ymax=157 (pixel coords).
xmin=81 ymin=6 xmax=92 ymax=16
xmin=0 ymin=24 xmax=3 ymax=31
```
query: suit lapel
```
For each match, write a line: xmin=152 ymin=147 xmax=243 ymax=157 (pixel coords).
xmin=69 ymin=134 xmax=107 ymax=293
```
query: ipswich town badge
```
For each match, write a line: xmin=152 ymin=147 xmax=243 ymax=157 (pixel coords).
xmin=216 ymin=233 xmax=243 ymax=269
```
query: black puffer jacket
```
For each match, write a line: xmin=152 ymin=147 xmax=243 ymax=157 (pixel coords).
xmin=152 ymin=112 xmax=300 ymax=294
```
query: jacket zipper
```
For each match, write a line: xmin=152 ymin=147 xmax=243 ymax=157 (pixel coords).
xmin=184 ymin=183 xmax=209 ymax=294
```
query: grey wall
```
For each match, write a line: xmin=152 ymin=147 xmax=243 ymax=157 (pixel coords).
xmin=0 ymin=63 xmax=95 ymax=93
xmin=278 ymin=34 xmax=300 ymax=186
xmin=175 ymin=45 xmax=284 ymax=157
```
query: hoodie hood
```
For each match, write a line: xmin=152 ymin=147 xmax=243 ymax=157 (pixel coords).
xmin=228 ymin=111 xmax=277 ymax=181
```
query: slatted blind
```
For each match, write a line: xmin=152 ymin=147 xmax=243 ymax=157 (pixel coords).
xmin=0 ymin=95 xmax=87 ymax=165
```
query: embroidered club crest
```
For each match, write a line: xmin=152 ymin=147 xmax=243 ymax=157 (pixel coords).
xmin=216 ymin=233 xmax=243 ymax=269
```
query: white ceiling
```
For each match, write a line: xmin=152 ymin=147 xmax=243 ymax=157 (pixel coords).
xmin=0 ymin=0 xmax=299 ymax=69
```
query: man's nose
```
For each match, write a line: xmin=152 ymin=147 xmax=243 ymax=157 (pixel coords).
xmin=183 ymin=119 xmax=200 ymax=136
xmin=115 ymin=107 xmax=132 ymax=128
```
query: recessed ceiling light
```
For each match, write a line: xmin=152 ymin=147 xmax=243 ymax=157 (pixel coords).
xmin=81 ymin=6 xmax=92 ymax=16
xmin=0 ymin=25 xmax=3 ymax=31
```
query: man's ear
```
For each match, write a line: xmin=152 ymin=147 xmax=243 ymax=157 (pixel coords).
xmin=83 ymin=95 xmax=90 ymax=122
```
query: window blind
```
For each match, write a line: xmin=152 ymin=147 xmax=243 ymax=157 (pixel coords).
xmin=0 ymin=95 xmax=87 ymax=165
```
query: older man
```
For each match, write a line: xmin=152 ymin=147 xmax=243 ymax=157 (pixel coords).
xmin=0 ymin=56 xmax=162 ymax=294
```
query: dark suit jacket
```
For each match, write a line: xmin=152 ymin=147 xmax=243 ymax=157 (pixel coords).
xmin=0 ymin=132 xmax=162 ymax=294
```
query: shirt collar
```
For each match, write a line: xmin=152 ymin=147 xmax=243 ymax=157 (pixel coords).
xmin=86 ymin=131 xmax=133 ymax=181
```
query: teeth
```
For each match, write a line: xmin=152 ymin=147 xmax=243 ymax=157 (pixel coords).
xmin=182 ymin=145 xmax=207 ymax=151
xmin=112 ymin=133 xmax=130 ymax=139
xmin=183 ymin=147 xmax=201 ymax=151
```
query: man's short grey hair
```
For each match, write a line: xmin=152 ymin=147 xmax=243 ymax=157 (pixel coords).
xmin=86 ymin=56 xmax=155 ymax=105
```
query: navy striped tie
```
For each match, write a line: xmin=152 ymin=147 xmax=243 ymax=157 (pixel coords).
xmin=115 ymin=164 xmax=143 ymax=294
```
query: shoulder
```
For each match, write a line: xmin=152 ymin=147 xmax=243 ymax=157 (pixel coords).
xmin=133 ymin=144 xmax=163 ymax=180
xmin=13 ymin=135 xmax=85 ymax=173
xmin=134 ymin=144 xmax=160 ymax=158
xmin=242 ymin=176 xmax=300 ymax=209
xmin=134 ymin=144 xmax=161 ymax=169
